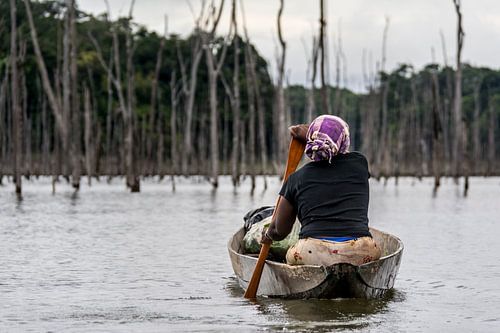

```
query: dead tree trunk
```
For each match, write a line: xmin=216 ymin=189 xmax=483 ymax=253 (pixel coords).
xmin=334 ymin=21 xmax=343 ymax=116
xmin=440 ymin=30 xmax=452 ymax=172
xmin=0 ymin=69 xmax=8 ymax=183
xmin=85 ymin=67 xmax=100 ymax=178
xmin=62 ymin=0 xmax=71 ymax=180
xmin=431 ymin=63 xmax=443 ymax=193
xmin=410 ymin=74 xmax=421 ymax=177
xmin=240 ymin=122 xmax=247 ymax=177
xmin=487 ymin=96 xmax=496 ymax=175
xmin=341 ymin=37 xmax=349 ymax=127
xmin=170 ymin=72 xmax=180 ymax=191
xmin=276 ymin=0 xmax=287 ymax=167
xmin=207 ymin=46 xmax=221 ymax=187
xmin=10 ymin=0 xmax=22 ymax=195
xmin=220 ymin=2 xmax=242 ymax=186
xmin=231 ymin=0 xmax=241 ymax=187
xmin=319 ymin=0 xmax=329 ymax=114
xmin=378 ymin=16 xmax=390 ymax=178
xmin=0 ymin=24 xmax=5 ymax=182
xmin=68 ymin=0 xmax=80 ymax=189
xmin=462 ymin=117 xmax=470 ymax=196
xmin=156 ymin=106 xmax=164 ymax=177
xmin=254 ymin=75 xmax=268 ymax=184
xmin=203 ymin=0 xmax=226 ymax=188
xmin=125 ymin=2 xmax=139 ymax=192
xmin=105 ymin=51 xmax=114 ymax=166
xmin=305 ymin=36 xmax=319 ymax=123
xmin=139 ymin=107 xmax=146 ymax=174
xmin=5 ymin=68 xmax=12 ymax=180
xmin=394 ymin=93 xmax=408 ymax=185
xmin=240 ymin=0 xmax=268 ymax=187
xmin=89 ymin=1 xmax=139 ymax=191
xmin=21 ymin=66 xmax=31 ymax=178
xmin=53 ymin=128 xmax=61 ymax=193
xmin=244 ymin=44 xmax=256 ymax=193
xmin=222 ymin=98 xmax=229 ymax=175
xmin=41 ymin=93 xmax=49 ymax=174
xmin=472 ymin=77 xmax=482 ymax=174
xmin=241 ymin=0 xmax=259 ymax=190
xmin=178 ymin=37 xmax=203 ymax=176
xmin=360 ymin=49 xmax=374 ymax=164
xmin=452 ymin=0 xmax=465 ymax=180
xmin=147 ymin=15 xmax=168 ymax=174
xmin=83 ymin=85 xmax=93 ymax=185
xmin=34 ymin=91 xmax=42 ymax=176
xmin=94 ymin=116 xmax=102 ymax=178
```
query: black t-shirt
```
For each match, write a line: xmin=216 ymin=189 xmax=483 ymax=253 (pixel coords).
xmin=279 ymin=151 xmax=371 ymax=239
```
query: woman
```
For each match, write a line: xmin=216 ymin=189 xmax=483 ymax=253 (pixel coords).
xmin=262 ymin=115 xmax=381 ymax=266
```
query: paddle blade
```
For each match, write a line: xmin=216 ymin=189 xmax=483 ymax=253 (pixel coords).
xmin=243 ymin=242 xmax=270 ymax=299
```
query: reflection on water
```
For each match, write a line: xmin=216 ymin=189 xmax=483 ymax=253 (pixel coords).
xmin=1 ymin=176 xmax=499 ymax=332
xmin=225 ymin=276 xmax=405 ymax=331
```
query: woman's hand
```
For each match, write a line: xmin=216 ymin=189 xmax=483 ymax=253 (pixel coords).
xmin=261 ymin=227 xmax=273 ymax=245
xmin=289 ymin=124 xmax=309 ymax=143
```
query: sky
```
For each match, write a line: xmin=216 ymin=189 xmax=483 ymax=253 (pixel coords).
xmin=79 ymin=0 xmax=500 ymax=92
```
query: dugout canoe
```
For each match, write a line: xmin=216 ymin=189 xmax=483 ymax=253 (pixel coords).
xmin=228 ymin=227 xmax=403 ymax=299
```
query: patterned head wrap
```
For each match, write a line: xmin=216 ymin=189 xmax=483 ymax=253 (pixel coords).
xmin=305 ymin=115 xmax=350 ymax=163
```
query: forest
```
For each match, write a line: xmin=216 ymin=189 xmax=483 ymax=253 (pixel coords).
xmin=0 ymin=0 xmax=498 ymax=194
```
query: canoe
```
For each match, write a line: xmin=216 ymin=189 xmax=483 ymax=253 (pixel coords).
xmin=227 ymin=227 xmax=403 ymax=299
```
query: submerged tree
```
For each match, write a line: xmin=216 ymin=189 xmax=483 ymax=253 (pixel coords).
xmin=202 ymin=0 xmax=227 ymax=188
xmin=10 ymin=0 xmax=22 ymax=195
xmin=452 ymin=0 xmax=465 ymax=182
xmin=275 ymin=0 xmax=287 ymax=167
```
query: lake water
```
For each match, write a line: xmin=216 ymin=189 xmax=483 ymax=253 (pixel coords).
xmin=1 ymin=176 xmax=499 ymax=332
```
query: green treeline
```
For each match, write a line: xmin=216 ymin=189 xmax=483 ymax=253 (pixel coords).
xmin=0 ymin=0 xmax=498 ymax=193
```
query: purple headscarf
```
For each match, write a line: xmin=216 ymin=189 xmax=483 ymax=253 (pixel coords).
xmin=305 ymin=115 xmax=350 ymax=163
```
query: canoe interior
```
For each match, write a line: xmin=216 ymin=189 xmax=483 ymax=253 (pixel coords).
xmin=228 ymin=227 xmax=403 ymax=299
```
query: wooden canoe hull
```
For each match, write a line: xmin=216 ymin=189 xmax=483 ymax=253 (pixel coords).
xmin=228 ymin=227 xmax=403 ymax=299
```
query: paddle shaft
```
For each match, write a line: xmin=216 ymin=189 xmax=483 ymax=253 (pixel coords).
xmin=244 ymin=137 xmax=306 ymax=299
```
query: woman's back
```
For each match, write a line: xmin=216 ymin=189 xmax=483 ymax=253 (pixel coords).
xmin=280 ymin=151 xmax=371 ymax=239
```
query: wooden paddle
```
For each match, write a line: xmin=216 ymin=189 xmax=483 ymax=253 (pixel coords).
xmin=244 ymin=137 xmax=306 ymax=299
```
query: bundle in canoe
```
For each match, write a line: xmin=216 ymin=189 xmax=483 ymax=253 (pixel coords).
xmin=228 ymin=227 xmax=403 ymax=299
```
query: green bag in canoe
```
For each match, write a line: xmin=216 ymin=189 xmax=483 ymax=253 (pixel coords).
xmin=243 ymin=216 xmax=300 ymax=259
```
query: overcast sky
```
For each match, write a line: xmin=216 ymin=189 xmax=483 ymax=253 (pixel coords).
xmin=80 ymin=0 xmax=500 ymax=91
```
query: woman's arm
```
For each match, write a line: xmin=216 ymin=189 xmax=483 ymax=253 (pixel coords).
xmin=262 ymin=196 xmax=297 ymax=243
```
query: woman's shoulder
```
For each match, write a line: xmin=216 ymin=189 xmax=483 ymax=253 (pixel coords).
xmin=346 ymin=151 xmax=367 ymax=161
xmin=328 ymin=151 xmax=368 ymax=165
xmin=347 ymin=152 xmax=370 ymax=177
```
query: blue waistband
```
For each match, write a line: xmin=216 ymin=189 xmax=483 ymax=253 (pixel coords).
xmin=315 ymin=236 xmax=357 ymax=242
